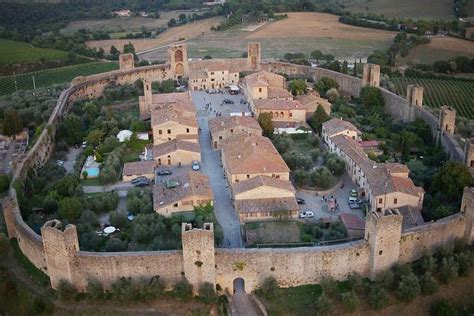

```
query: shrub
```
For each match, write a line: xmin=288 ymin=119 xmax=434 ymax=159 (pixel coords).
xmin=104 ymin=238 xmax=127 ymax=252
xmin=110 ymin=211 xmax=127 ymax=228
xmin=320 ymin=276 xmax=337 ymax=297
xmin=0 ymin=175 xmax=10 ymax=193
xmin=419 ymin=254 xmax=437 ymax=274
xmin=368 ymin=285 xmax=390 ymax=311
xmin=173 ymin=279 xmax=193 ymax=298
xmin=455 ymin=251 xmax=473 ymax=276
xmin=395 ymin=272 xmax=420 ymax=302
xmin=259 ymin=276 xmax=278 ymax=299
xmin=56 ymin=279 xmax=78 ymax=300
xmin=375 ymin=270 xmax=395 ymax=290
xmin=86 ymin=279 xmax=104 ymax=300
xmin=419 ymin=273 xmax=439 ymax=295
xmin=346 ymin=272 xmax=365 ymax=293
xmin=341 ymin=290 xmax=359 ymax=313
xmin=199 ymin=282 xmax=217 ymax=303
xmin=433 ymin=299 xmax=456 ymax=316
xmin=315 ymin=292 xmax=334 ymax=315
xmin=139 ymin=275 xmax=165 ymax=300
xmin=439 ymin=257 xmax=459 ymax=283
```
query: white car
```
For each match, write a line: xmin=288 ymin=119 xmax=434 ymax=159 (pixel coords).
xmin=192 ymin=161 xmax=200 ymax=171
xmin=299 ymin=211 xmax=314 ymax=218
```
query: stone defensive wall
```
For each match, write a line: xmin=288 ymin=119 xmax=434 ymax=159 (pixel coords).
xmin=2 ymin=57 xmax=473 ymax=294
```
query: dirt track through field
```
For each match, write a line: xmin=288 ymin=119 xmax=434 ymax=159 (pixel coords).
xmin=86 ymin=17 xmax=223 ymax=53
xmin=246 ymin=12 xmax=396 ymax=40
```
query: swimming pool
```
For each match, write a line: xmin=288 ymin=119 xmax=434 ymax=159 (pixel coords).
xmin=85 ymin=167 xmax=100 ymax=178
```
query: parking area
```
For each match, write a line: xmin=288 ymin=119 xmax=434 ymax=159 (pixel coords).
xmin=192 ymin=90 xmax=251 ymax=118
xmin=0 ymin=138 xmax=27 ymax=176
xmin=295 ymin=175 xmax=366 ymax=222
xmin=154 ymin=164 xmax=196 ymax=185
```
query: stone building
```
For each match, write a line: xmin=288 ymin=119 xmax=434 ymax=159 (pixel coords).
xmin=406 ymin=84 xmax=424 ymax=107
xmin=168 ymin=43 xmax=188 ymax=79
xmin=242 ymin=70 xmax=288 ymax=101
xmin=439 ymin=105 xmax=456 ymax=136
xmin=151 ymin=108 xmax=198 ymax=145
xmin=253 ymin=99 xmax=306 ymax=128
xmin=221 ymin=133 xmax=290 ymax=184
xmin=122 ymin=160 xmax=155 ymax=181
xmin=139 ymin=89 xmax=195 ymax=121
xmin=119 ymin=53 xmax=135 ymax=71
xmin=209 ymin=116 xmax=262 ymax=149
xmin=232 ymin=175 xmax=298 ymax=221
xmin=322 ymin=119 xmax=424 ymax=216
xmin=295 ymin=90 xmax=331 ymax=119
xmin=153 ymin=171 xmax=213 ymax=216
xmin=362 ymin=63 xmax=380 ymax=87
xmin=188 ymin=59 xmax=243 ymax=91
xmin=464 ymin=138 xmax=474 ymax=168
xmin=152 ymin=139 xmax=201 ymax=166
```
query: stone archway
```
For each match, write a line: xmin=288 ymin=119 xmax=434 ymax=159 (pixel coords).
xmin=233 ymin=277 xmax=245 ymax=294
xmin=175 ymin=49 xmax=184 ymax=63
xmin=175 ymin=63 xmax=184 ymax=76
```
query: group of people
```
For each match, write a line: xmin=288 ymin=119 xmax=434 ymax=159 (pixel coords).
xmin=321 ymin=194 xmax=340 ymax=212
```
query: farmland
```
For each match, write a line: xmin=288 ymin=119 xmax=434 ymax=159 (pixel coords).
xmin=142 ymin=12 xmax=396 ymax=61
xmin=391 ymin=77 xmax=474 ymax=118
xmin=0 ymin=62 xmax=118 ymax=96
xmin=0 ymin=39 xmax=68 ymax=65
xmin=402 ymin=36 xmax=474 ymax=65
xmin=344 ymin=0 xmax=455 ymax=19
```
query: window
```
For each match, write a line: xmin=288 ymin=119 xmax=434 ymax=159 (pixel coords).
xmin=377 ymin=207 xmax=382 ymax=212
xmin=289 ymin=113 xmax=293 ymax=117
xmin=210 ymin=72 xmax=215 ymax=75
xmin=222 ymin=71 xmax=224 ymax=74
xmin=159 ymin=130 xmax=162 ymax=135
xmin=246 ymin=174 xmax=250 ymax=179
xmin=167 ymin=129 xmax=171 ymax=134
xmin=219 ymin=136 xmax=222 ymax=140
xmin=230 ymin=129 xmax=234 ymax=133
xmin=378 ymin=198 xmax=383 ymax=204
xmin=259 ymin=88 xmax=262 ymax=92
xmin=276 ymin=175 xmax=280 ymax=179
xmin=211 ymin=78 xmax=215 ymax=82
xmin=186 ymin=128 xmax=190 ymax=133
xmin=394 ymin=198 xmax=398 ymax=204
xmin=173 ymin=203 xmax=178 ymax=207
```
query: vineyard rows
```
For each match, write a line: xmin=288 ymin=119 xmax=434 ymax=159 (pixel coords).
xmin=391 ymin=77 xmax=474 ymax=119
xmin=0 ymin=62 xmax=119 ymax=96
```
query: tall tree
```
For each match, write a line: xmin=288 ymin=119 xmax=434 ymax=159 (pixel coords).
xmin=257 ymin=113 xmax=273 ymax=136
xmin=2 ymin=110 xmax=23 ymax=137
xmin=309 ymin=104 xmax=330 ymax=133
xmin=289 ymin=79 xmax=307 ymax=96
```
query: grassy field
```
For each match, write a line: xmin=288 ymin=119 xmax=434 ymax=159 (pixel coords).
xmin=143 ymin=12 xmax=396 ymax=61
xmin=402 ymin=36 xmax=474 ymax=65
xmin=345 ymin=0 xmax=455 ymax=19
xmin=0 ymin=62 xmax=118 ymax=96
xmin=86 ymin=16 xmax=224 ymax=54
xmin=391 ymin=77 xmax=474 ymax=118
xmin=0 ymin=39 xmax=68 ymax=65
xmin=60 ymin=10 xmax=200 ymax=35
xmin=245 ymin=221 xmax=303 ymax=245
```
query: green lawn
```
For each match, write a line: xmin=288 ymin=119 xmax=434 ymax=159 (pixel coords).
xmin=259 ymin=284 xmax=323 ymax=315
xmin=0 ymin=39 xmax=68 ymax=65
xmin=0 ymin=62 xmax=119 ymax=96
xmin=245 ymin=221 xmax=304 ymax=246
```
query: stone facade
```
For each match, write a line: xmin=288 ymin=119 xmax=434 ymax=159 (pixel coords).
xmin=439 ymin=106 xmax=456 ymax=136
xmin=362 ymin=63 xmax=380 ymax=87
xmin=464 ymin=138 xmax=474 ymax=168
xmin=247 ymin=42 xmax=261 ymax=71
xmin=119 ymin=53 xmax=135 ymax=71
xmin=407 ymin=84 xmax=423 ymax=107
xmin=168 ymin=44 xmax=188 ymax=78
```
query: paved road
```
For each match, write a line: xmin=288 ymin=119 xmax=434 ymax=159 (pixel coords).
xmin=63 ymin=147 xmax=82 ymax=173
xmin=82 ymin=182 xmax=133 ymax=196
xmin=192 ymin=91 xmax=243 ymax=248
xmin=231 ymin=279 xmax=260 ymax=316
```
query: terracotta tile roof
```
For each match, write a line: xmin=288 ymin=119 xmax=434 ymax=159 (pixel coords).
xmin=209 ymin=116 xmax=262 ymax=136
xmin=153 ymin=171 xmax=213 ymax=208
xmin=331 ymin=135 xmax=375 ymax=171
xmin=340 ymin=213 xmax=365 ymax=231
xmin=254 ymin=99 xmax=304 ymax=111
xmin=234 ymin=197 xmax=298 ymax=214
xmin=397 ymin=206 xmax=425 ymax=229
xmin=384 ymin=163 xmax=410 ymax=175
xmin=188 ymin=58 xmax=246 ymax=79
xmin=123 ymin=160 xmax=155 ymax=176
xmin=267 ymin=87 xmax=293 ymax=99
xmin=232 ymin=175 xmax=295 ymax=195
xmin=140 ymin=91 xmax=196 ymax=115
xmin=323 ymin=118 xmax=359 ymax=137
xmin=153 ymin=139 xmax=200 ymax=157
xmin=244 ymin=70 xmax=285 ymax=89
xmin=221 ymin=134 xmax=290 ymax=174
xmin=295 ymin=91 xmax=331 ymax=113
xmin=151 ymin=107 xmax=197 ymax=128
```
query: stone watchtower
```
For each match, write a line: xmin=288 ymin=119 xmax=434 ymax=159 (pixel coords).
xmin=119 ymin=53 xmax=135 ymax=71
xmin=462 ymin=187 xmax=474 ymax=244
xmin=362 ymin=63 xmax=380 ymax=88
xmin=247 ymin=42 xmax=261 ymax=71
xmin=464 ymin=139 xmax=474 ymax=168
xmin=407 ymin=84 xmax=424 ymax=107
xmin=365 ymin=210 xmax=403 ymax=278
xmin=181 ymin=223 xmax=216 ymax=294
xmin=168 ymin=44 xmax=188 ymax=79
xmin=41 ymin=220 xmax=79 ymax=289
xmin=439 ymin=106 xmax=456 ymax=136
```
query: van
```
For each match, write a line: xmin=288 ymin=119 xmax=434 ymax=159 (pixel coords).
xmin=348 ymin=197 xmax=358 ymax=203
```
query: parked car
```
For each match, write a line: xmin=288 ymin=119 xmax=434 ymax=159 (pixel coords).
xmin=223 ymin=99 xmax=234 ymax=104
xmin=192 ymin=161 xmax=200 ymax=171
xmin=296 ymin=198 xmax=306 ymax=205
xmin=157 ymin=169 xmax=172 ymax=176
xmin=82 ymin=141 xmax=87 ymax=148
xmin=350 ymin=189 xmax=358 ymax=197
xmin=131 ymin=176 xmax=148 ymax=184
xmin=133 ymin=179 xmax=149 ymax=187
xmin=56 ymin=160 xmax=64 ymax=166
xmin=349 ymin=203 xmax=362 ymax=209
xmin=299 ymin=211 xmax=314 ymax=218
